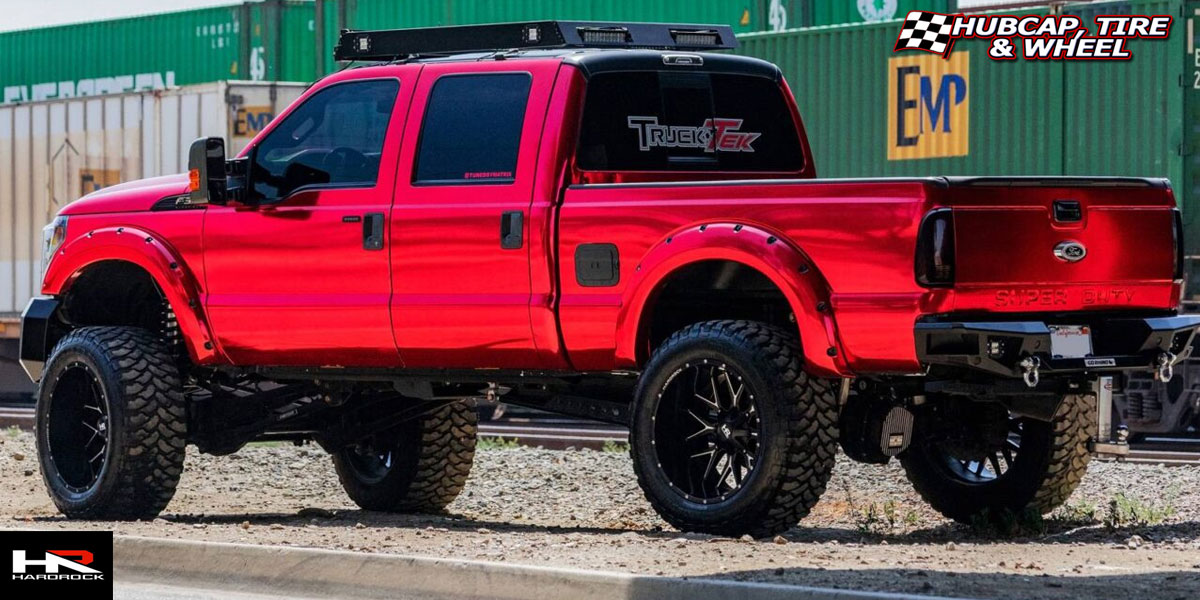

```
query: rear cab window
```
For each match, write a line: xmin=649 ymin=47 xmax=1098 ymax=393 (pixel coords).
xmin=577 ymin=71 xmax=805 ymax=174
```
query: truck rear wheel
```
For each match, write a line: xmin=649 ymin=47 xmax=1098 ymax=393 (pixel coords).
xmin=332 ymin=401 xmax=477 ymax=513
xmin=36 ymin=326 xmax=187 ymax=519
xmin=630 ymin=320 xmax=839 ymax=538
xmin=900 ymin=394 xmax=1094 ymax=523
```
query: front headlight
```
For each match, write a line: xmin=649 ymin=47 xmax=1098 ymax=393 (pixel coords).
xmin=42 ymin=215 xmax=68 ymax=273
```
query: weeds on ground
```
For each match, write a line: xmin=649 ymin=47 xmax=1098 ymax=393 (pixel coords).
xmin=478 ymin=436 xmax=521 ymax=450
xmin=1104 ymin=489 xmax=1178 ymax=530
xmin=856 ymin=500 xmax=896 ymax=534
xmin=843 ymin=482 xmax=920 ymax=535
xmin=5 ymin=426 xmax=19 ymax=439
xmin=601 ymin=440 xmax=629 ymax=453
xmin=1055 ymin=500 xmax=1099 ymax=524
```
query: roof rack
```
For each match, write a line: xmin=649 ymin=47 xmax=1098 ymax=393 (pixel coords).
xmin=333 ymin=21 xmax=738 ymax=62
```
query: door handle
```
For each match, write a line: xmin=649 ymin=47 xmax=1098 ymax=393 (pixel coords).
xmin=363 ymin=213 xmax=384 ymax=250
xmin=500 ymin=211 xmax=523 ymax=250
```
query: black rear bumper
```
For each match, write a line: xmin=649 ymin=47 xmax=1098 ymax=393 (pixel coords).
xmin=916 ymin=314 xmax=1200 ymax=379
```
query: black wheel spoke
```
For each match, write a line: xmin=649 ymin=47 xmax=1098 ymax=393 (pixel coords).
xmin=988 ymin=454 xmax=1003 ymax=475
xmin=653 ymin=362 xmax=763 ymax=502
xmin=934 ymin=410 xmax=1025 ymax=484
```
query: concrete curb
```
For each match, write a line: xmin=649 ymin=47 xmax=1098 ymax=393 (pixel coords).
xmin=115 ymin=535 xmax=965 ymax=600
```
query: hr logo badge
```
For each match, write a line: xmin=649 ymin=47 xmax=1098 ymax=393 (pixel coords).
xmin=2 ymin=530 xmax=112 ymax=590
xmin=12 ymin=550 xmax=104 ymax=581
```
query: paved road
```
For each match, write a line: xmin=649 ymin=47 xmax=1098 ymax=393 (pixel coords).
xmin=116 ymin=582 xmax=333 ymax=600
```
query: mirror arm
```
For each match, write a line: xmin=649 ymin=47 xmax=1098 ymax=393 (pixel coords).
xmin=225 ymin=157 xmax=250 ymax=204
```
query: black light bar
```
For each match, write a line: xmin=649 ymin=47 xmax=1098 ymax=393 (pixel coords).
xmin=334 ymin=21 xmax=737 ymax=62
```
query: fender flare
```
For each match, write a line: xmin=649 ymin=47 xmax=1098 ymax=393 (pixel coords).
xmin=615 ymin=223 xmax=847 ymax=377
xmin=43 ymin=226 xmax=221 ymax=364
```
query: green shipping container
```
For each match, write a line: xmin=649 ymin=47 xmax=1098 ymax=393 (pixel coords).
xmin=345 ymin=0 xmax=958 ymax=34
xmin=738 ymin=0 xmax=1200 ymax=272
xmin=346 ymin=0 xmax=768 ymax=34
xmin=0 ymin=1 xmax=323 ymax=105
xmin=808 ymin=0 xmax=957 ymax=27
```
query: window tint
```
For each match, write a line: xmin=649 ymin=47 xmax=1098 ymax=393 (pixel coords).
xmin=414 ymin=74 xmax=532 ymax=184
xmin=249 ymin=79 xmax=398 ymax=201
xmin=577 ymin=72 xmax=804 ymax=172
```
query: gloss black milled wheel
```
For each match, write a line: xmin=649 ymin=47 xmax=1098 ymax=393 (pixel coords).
xmin=653 ymin=361 xmax=762 ymax=503
xmin=631 ymin=320 xmax=838 ymax=538
xmin=342 ymin=447 xmax=394 ymax=484
xmin=901 ymin=394 xmax=1094 ymax=523
xmin=45 ymin=361 xmax=111 ymax=495
xmin=939 ymin=413 xmax=1024 ymax=484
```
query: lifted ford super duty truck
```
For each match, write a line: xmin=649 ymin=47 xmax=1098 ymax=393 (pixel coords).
xmin=19 ymin=22 xmax=1200 ymax=537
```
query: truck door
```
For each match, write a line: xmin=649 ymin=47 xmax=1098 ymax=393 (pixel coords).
xmin=203 ymin=76 xmax=410 ymax=366
xmin=390 ymin=62 xmax=557 ymax=368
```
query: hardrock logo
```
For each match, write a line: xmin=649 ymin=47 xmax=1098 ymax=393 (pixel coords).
xmin=11 ymin=549 xmax=104 ymax=581
xmin=627 ymin=116 xmax=761 ymax=153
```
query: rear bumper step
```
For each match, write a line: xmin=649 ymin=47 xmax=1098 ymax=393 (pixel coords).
xmin=916 ymin=314 xmax=1200 ymax=378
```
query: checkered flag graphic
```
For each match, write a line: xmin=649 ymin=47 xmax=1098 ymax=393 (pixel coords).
xmin=894 ymin=11 xmax=955 ymax=57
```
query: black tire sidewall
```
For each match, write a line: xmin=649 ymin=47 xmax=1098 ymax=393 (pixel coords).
xmin=36 ymin=336 xmax=131 ymax=515
xmin=632 ymin=332 xmax=796 ymax=525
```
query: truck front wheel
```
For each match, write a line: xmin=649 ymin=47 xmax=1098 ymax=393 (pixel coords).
xmin=332 ymin=401 xmax=477 ymax=513
xmin=900 ymin=394 xmax=1094 ymax=523
xmin=630 ymin=320 xmax=839 ymax=538
xmin=36 ymin=327 xmax=187 ymax=519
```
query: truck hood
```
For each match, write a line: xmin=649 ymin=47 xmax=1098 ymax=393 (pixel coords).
xmin=58 ymin=173 xmax=190 ymax=216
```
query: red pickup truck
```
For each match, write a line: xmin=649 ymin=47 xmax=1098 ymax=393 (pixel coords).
xmin=19 ymin=22 xmax=1200 ymax=537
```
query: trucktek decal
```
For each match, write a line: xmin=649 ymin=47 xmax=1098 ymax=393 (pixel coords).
xmin=626 ymin=117 xmax=761 ymax=153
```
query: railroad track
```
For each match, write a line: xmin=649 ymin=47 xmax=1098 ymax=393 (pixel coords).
xmin=0 ymin=402 xmax=32 ymax=430
xmin=1 ymin=402 xmax=1197 ymax=462
xmin=478 ymin=419 xmax=627 ymax=450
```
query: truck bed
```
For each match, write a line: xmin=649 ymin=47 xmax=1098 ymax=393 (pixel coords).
xmin=556 ymin=176 xmax=1180 ymax=376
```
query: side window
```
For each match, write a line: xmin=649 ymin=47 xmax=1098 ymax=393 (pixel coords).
xmin=414 ymin=73 xmax=532 ymax=185
xmin=249 ymin=79 xmax=399 ymax=201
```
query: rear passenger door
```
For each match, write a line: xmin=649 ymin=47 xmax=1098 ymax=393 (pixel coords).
xmin=390 ymin=62 xmax=556 ymax=368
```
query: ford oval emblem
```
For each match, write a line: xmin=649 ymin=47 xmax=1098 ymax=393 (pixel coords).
xmin=1054 ymin=240 xmax=1087 ymax=263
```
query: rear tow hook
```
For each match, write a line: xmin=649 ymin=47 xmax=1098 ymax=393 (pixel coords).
xmin=1155 ymin=351 xmax=1176 ymax=382
xmin=1020 ymin=356 xmax=1041 ymax=388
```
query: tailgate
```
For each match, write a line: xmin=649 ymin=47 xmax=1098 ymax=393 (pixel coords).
xmin=939 ymin=178 xmax=1181 ymax=312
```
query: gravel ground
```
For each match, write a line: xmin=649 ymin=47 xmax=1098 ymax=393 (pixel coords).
xmin=2 ymin=427 xmax=1199 ymax=600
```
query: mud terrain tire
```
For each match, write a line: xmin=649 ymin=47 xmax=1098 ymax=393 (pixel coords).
xmin=901 ymin=393 xmax=1094 ymax=523
xmin=36 ymin=326 xmax=187 ymax=519
xmin=333 ymin=401 xmax=477 ymax=512
xmin=630 ymin=320 xmax=839 ymax=538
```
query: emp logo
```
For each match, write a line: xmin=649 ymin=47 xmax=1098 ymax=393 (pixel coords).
xmin=11 ymin=549 xmax=105 ymax=581
xmin=887 ymin=52 xmax=969 ymax=160
xmin=234 ymin=105 xmax=277 ymax=138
